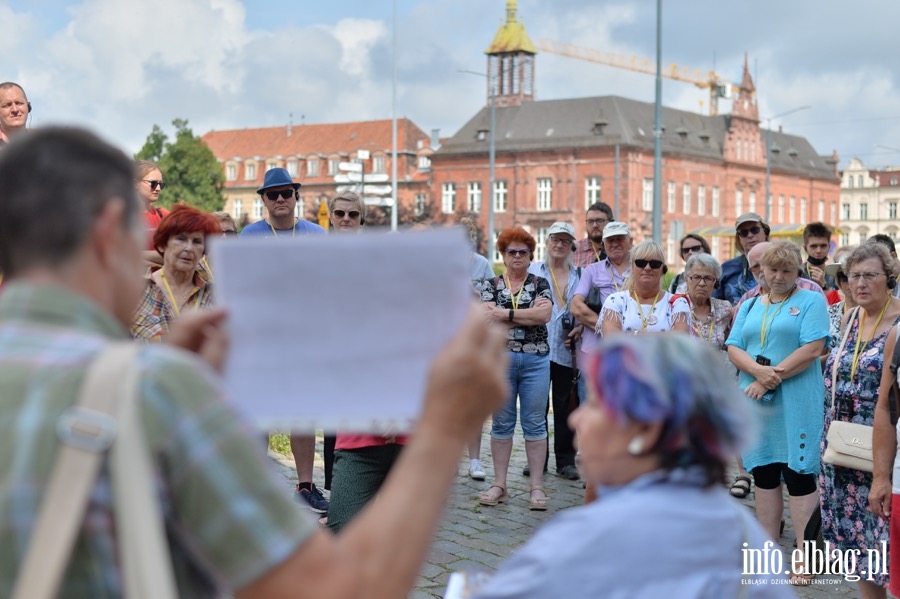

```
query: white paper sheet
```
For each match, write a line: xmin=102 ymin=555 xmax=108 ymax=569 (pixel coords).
xmin=210 ymin=227 xmax=473 ymax=433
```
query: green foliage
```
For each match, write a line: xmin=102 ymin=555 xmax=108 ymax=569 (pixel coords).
xmin=135 ymin=118 xmax=225 ymax=213
xmin=268 ymin=433 xmax=292 ymax=456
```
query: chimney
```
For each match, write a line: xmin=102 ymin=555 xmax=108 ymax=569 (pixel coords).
xmin=431 ymin=128 xmax=441 ymax=150
xmin=287 ymin=113 xmax=293 ymax=137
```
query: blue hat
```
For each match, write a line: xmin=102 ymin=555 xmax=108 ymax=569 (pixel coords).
xmin=257 ymin=167 xmax=301 ymax=195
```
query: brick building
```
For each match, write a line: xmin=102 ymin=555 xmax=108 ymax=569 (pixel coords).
xmin=431 ymin=1 xmax=841 ymax=265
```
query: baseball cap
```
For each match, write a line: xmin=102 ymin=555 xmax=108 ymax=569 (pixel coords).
xmin=735 ymin=212 xmax=764 ymax=229
xmin=547 ymin=222 xmax=576 ymax=239
xmin=602 ymin=221 xmax=631 ymax=240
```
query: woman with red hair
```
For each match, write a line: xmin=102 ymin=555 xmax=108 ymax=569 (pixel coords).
xmin=131 ymin=204 xmax=220 ymax=342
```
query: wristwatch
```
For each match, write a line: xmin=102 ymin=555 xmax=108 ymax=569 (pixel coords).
xmin=508 ymin=309 xmax=514 ymax=322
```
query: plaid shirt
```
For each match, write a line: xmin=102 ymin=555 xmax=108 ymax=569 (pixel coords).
xmin=0 ymin=283 xmax=315 ymax=597
xmin=131 ymin=269 xmax=214 ymax=342
xmin=572 ymin=238 xmax=606 ymax=268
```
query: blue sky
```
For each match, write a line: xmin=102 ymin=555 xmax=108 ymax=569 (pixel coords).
xmin=4 ymin=0 xmax=900 ymax=170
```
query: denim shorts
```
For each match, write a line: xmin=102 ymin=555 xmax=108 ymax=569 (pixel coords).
xmin=491 ymin=351 xmax=550 ymax=441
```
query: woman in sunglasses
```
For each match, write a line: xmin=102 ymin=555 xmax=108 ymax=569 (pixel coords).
xmin=479 ymin=227 xmax=553 ymax=511
xmin=136 ymin=159 xmax=169 ymax=256
xmin=668 ymin=233 xmax=711 ymax=294
xmin=600 ymin=240 xmax=690 ymax=336
xmin=329 ymin=190 xmax=365 ymax=232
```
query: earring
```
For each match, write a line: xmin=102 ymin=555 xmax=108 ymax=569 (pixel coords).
xmin=627 ymin=436 xmax=644 ymax=456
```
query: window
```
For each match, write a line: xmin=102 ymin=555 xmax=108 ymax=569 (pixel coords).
xmin=841 ymin=232 xmax=849 ymax=246
xmin=842 ymin=203 xmax=851 ymax=220
xmin=777 ymin=195 xmax=784 ymax=222
xmin=789 ymin=196 xmax=795 ymax=222
xmin=748 ymin=191 xmax=756 ymax=214
xmin=266 ymin=161 xmax=279 ymax=172
xmin=328 ymin=158 xmax=339 ymax=175
xmin=666 ymin=239 xmax=674 ymax=264
xmin=493 ymin=181 xmax=508 ymax=212
xmin=585 ymin=177 xmax=601 ymax=208
xmin=414 ymin=193 xmax=427 ymax=216
xmin=667 ymin=182 xmax=675 ymax=213
xmin=697 ymin=185 xmax=706 ymax=216
xmin=295 ymin=197 xmax=306 ymax=219
xmin=492 ymin=230 xmax=502 ymax=263
xmin=537 ymin=178 xmax=552 ymax=211
xmin=800 ymin=198 xmax=807 ymax=222
xmin=712 ymin=237 xmax=720 ymax=258
xmin=639 ymin=179 xmax=652 ymax=211
xmin=373 ymin=156 xmax=386 ymax=173
xmin=467 ymin=182 xmax=482 ymax=212
xmin=890 ymin=202 xmax=898 ymax=220
xmin=848 ymin=176 xmax=854 ymax=189
xmin=818 ymin=199 xmax=825 ymax=221
xmin=245 ymin=163 xmax=257 ymax=181
xmin=831 ymin=204 xmax=837 ymax=226
xmin=418 ymin=156 xmax=431 ymax=170
xmin=534 ymin=227 xmax=548 ymax=262
xmin=226 ymin=164 xmax=236 ymax=181
xmin=682 ymin=183 xmax=690 ymax=213
xmin=233 ymin=198 xmax=243 ymax=219
xmin=306 ymin=159 xmax=319 ymax=177
xmin=735 ymin=189 xmax=743 ymax=216
xmin=860 ymin=203 xmax=869 ymax=220
xmin=859 ymin=231 xmax=868 ymax=244
xmin=858 ymin=175 xmax=864 ymax=188
xmin=441 ymin=183 xmax=456 ymax=213
xmin=712 ymin=186 xmax=720 ymax=217
xmin=892 ymin=178 xmax=899 ymax=186
xmin=286 ymin=160 xmax=297 ymax=177
xmin=253 ymin=197 xmax=263 ymax=219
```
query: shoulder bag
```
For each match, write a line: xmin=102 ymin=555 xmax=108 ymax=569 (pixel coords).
xmin=11 ymin=343 xmax=177 ymax=599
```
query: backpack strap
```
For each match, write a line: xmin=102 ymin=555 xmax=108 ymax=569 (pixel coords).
xmin=889 ymin=325 xmax=900 ymax=426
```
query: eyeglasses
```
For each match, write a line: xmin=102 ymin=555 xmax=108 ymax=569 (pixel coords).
xmin=222 ymin=230 xmax=237 ymax=236
xmin=749 ymin=263 xmax=761 ymax=272
xmin=264 ymin=189 xmax=295 ymax=201
xmin=142 ymin=179 xmax=165 ymax=191
xmin=548 ymin=236 xmax=573 ymax=246
xmin=505 ymin=249 xmax=530 ymax=257
xmin=737 ymin=226 xmax=762 ymax=238
xmin=681 ymin=244 xmax=704 ymax=255
xmin=847 ymin=272 xmax=887 ymax=284
xmin=586 ymin=218 xmax=610 ymax=227
xmin=333 ymin=209 xmax=361 ymax=220
xmin=634 ymin=259 xmax=664 ymax=270
xmin=688 ymin=275 xmax=716 ymax=284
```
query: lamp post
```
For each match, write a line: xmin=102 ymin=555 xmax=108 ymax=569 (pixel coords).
xmin=651 ymin=0 xmax=663 ymax=242
xmin=459 ymin=69 xmax=496 ymax=262
xmin=764 ymin=105 xmax=811 ymax=223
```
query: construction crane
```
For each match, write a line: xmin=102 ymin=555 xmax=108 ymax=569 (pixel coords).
xmin=535 ymin=39 xmax=735 ymax=116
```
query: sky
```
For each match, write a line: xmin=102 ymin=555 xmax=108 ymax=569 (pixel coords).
xmin=4 ymin=0 xmax=900 ymax=170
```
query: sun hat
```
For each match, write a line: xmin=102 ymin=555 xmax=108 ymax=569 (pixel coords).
xmin=257 ymin=167 xmax=301 ymax=195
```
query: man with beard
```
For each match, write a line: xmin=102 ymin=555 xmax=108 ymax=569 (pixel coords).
xmin=572 ymin=202 xmax=614 ymax=268
xmin=801 ymin=222 xmax=836 ymax=294
xmin=714 ymin=213 xmax=769 ymax=304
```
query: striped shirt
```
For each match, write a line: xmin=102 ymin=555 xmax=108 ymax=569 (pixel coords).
xmin=0 ymin=282 xmax=315 ymax=597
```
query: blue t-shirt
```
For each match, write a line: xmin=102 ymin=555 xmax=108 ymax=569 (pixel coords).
xmin=240 ymin=219 xmax=325 ymax=238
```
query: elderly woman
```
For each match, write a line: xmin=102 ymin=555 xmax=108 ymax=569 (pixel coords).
xmin=212 ymin=211 xmax=237 ymax=236
xmin=468 ymin=335 xmax=794 ymax=598
xmin=669 ymin=233 xmax=711 ymax=294
xmin=600 ymin=240 xmax=690 ymax=336
xmin=479 ymin=227 xmax=552 ymax=510
xmin=682 ymin=253 xmax=731 ymax=351
xmin=725 ymin=241 xmax=829 ymax=585
xmin=131 ymin=204 xmax=220 ymax=342
xmin=329 ymin=189 xmax=365 ymax=232
xmin=822 ymin=243 xmax=900 ymax=598
xmin=824 ymin=253 xmax=858 ymax=345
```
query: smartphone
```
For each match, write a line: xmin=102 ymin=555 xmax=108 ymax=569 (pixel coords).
xmin=755 ymin=355 xmax=771 ymax=366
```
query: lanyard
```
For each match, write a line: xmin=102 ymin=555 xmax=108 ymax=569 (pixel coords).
xmin=850 ymin=298 xmax=891 ymax=381
xmin=631 ymin=290 xmax=661 ymax=331
xmin=504 ymin=274 xmax=528 ymax=310
xmin=690 ymin=303 xmax=715 ymax=343
xmin=758 ymin=287 xmax=795 ymax=349
xmin=592 ymin=241 xmax=603 ymax=263
xmin=547 ymin=266 xmax=568 ymax=309
xmin=609 ymin=261 xmax=626 ymax=292
xmin=268 ymin=220 xmax=296 ymax=238
xmin=160 ymin=270 xmax=200 ymax=316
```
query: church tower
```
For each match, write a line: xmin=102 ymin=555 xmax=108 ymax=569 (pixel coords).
xmin=485 ymin=0 xmax=536 ymax=107
xmin=723 ymin=55 xmax=764 ymax=165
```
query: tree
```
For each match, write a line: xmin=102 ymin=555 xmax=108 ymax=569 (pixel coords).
xmin=135 ymin=119 xmax=225 ymax=213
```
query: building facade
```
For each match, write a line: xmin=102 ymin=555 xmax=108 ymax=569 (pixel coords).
xmin=838 ymin=157 xmax=900 ymax=246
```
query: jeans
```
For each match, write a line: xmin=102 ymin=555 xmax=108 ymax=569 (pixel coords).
xmin=492 ymin=352 xmax=550 ymax=441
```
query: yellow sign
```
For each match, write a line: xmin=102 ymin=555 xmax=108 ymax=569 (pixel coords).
xmin=317 ymin=200 xmax=330 ymax=230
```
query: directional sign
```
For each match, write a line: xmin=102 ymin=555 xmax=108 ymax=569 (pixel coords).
xmin=335 ymin=185 xmax=355 ymax=193
xmin=317 ymin=200 xmax=330 ymax=229
xmin=362 ymin=173 xmax=390 ymax=183
xmin=339 ymin=162 xmax=362 ymax=172
xmin=333 ymin=172 xmax=363 ymax=183
xmin=362 ymin=184 xmax=392 ymax=195
xmin=363 ymin=197 xmax=395 ymax=207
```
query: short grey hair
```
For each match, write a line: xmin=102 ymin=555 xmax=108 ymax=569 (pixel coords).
xmin=328 ymin=190 xmax=366 ymax=220
xmin=685 ymin=253 xmax=722 ymax=279
xmin=847 ymin=242 xmax=900 ymax=278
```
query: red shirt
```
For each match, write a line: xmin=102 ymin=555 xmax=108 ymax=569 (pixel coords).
xmin=144 ymin=207 xmax=169 ymax=250
xmin=335 ymin=433 xmax=409 ymax=451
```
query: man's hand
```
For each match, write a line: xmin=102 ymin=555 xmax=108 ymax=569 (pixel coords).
xmin=807 ymin=264 xmax=825 ymax=288
xmin=869 ymin=476 xmax=893 ymax=519
xmin=163 ymin=308 xmax=229 ymax=373
xmin=420 ymin=304 xmax=509 ymax=441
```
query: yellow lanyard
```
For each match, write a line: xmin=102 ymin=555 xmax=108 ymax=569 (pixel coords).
xmin=547 ymin=266 xmax=568 ymax=310
xmin=690 ymin=305 xmax=715 ymax=343
xmin=759 ymin=288 xmax=795 ymax=349
xmin=592 ymin=241 xmax=603 ymax=263
xmin=631 ymin=290 xmax=661 ymax=331
xmin=850 ymin=298 xmax=891 ymax=381
xmin=609 ymin=262 xmax=626 ymax=292
xmin=160 ymin=271 xmax=199 ymax=316
xmin=268 ymin=220 xmax=297 ymax=238
xmin=504 ymin=274 xmax=527 ymax=310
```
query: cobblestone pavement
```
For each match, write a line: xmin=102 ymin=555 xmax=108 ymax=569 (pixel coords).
xmin=269 ymin=424 xmax=869 ymax=598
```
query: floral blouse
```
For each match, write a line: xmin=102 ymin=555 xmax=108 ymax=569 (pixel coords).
xmin=480 ymin=274 xmax=553 ymax=354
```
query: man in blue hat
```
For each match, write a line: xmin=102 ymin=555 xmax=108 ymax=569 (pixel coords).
xmin=240 ymin=167 xmax=328 ymax=514
xmin=241 ymin=167 xmax=325 ymax=237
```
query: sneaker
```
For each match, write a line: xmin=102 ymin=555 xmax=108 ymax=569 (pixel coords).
xmin=295 ymin=483 xmax=330 ymax=514
xmin=558 ymin=465 xmax=580 ymax=480
xmin=468 ymin=459 xmax=486 ymax=480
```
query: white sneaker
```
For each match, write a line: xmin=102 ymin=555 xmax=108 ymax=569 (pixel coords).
xmin=468 ymin=459 xmax=486 ymax=480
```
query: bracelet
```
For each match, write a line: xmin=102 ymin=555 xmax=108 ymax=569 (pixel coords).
xmin=508 ymin=309 xmax=514 ymax=322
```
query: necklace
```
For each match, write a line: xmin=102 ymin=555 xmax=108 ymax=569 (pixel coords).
xmin=631 ymin=289 xmax=661 ymax=331
xmin=159 ymin=270 xmax=199 ymax=316
xmin=850 ymin=298 xmax=892 ymax=381
xmin=268 ymin=219 xmax=297 ymax=238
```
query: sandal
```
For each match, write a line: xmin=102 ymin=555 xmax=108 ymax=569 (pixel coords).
xmin=729 ymin=475 xmax=751 ymax=498
xmin=479 ymin=485 xmax=508 ymax=506
xmin=529 ymin=486 xmax=548 ymax=511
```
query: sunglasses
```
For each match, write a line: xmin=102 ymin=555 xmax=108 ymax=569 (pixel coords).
xmin=264 ymin=189 xmax=295 ymax=201
xmin=505 ymin=249 xmax=530 ymax=257
xmin=634 ymin=259 xmax=664 ymax=270
xmin=333 ymin=209 xmax=361 ymax=220
xmin=681 ymin=244 xmax=704 ymax=255
xmin=143 ymin=179 xmax=165 ymax=191
xmin=222 ymin=230 xmax=237 ymax=236
xmin=737 ymin=225 xmax=762 ymax=238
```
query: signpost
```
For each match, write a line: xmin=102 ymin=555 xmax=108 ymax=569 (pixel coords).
xmin=332 ymin=151 xmax=393 ymax=217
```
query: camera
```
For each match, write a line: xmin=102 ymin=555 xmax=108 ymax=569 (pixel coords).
xmin=755 ymin=355 xmax=771 ymax=366
xmin=561 ymin=312 xmax=576 ymax=333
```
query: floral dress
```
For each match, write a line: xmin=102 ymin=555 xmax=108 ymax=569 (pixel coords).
xmin=820 ymin=312 xmax=900 ymax=588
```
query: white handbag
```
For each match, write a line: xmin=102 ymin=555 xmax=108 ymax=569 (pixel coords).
xmin=11 ymin=343 xmax=177 ymax=599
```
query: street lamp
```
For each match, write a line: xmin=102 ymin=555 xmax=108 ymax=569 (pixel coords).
xmin=764 ymin=105 xmax=811 ymax=223
xmin=459 ymin=69 xmax=496 ymax=263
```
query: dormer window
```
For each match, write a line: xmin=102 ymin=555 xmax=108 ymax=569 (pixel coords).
xmin=476 ymin=129 xmax=488 ymax=141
